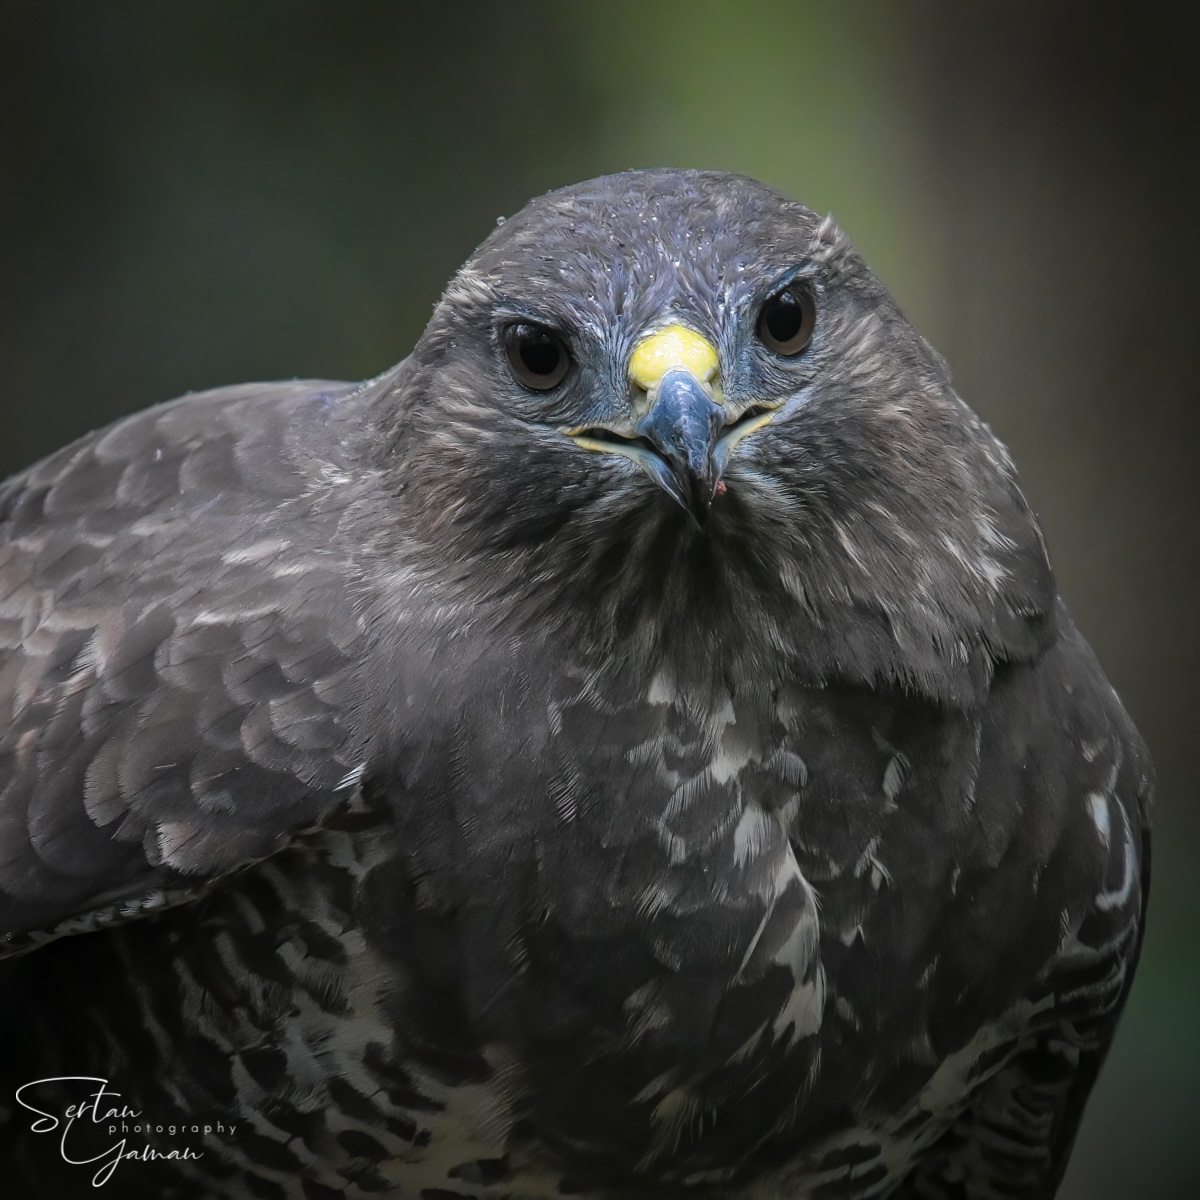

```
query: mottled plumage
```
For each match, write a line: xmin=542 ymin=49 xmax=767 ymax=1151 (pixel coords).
xmin=0 ymin=170 xmax=1150 ymax=1199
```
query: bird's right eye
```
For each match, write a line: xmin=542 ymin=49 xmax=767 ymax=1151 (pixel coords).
xmin=505 ymin=324 xmax=571 ymax=390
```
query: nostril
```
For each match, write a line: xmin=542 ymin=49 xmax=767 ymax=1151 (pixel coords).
xmin=629 ymin=384 xmax=654 ymax=420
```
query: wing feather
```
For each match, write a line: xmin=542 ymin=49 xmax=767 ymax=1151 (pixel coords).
xmin=895 ymin=621 xmax=1153 ymax=1197
xmin=0 ymin=380 xmax=376 ymax=956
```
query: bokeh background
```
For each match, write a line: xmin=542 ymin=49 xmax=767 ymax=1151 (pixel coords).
xmin=2 ymin=2 xmax=1196 ymax=1195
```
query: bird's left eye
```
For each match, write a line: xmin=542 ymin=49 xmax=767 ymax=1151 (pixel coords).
xmin=757 ymin=285 xmax=816 ymax=357
xmin=505 ymin=323 xmax=571 ymax=390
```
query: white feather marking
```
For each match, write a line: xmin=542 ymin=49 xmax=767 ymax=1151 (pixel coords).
xmin=1096 ymin=806 xmax=1137 ymax=913
xmin=646 ymin=670 xmax=675 ymax=705
xmin=711 ymin=722 xmax=758 ymax=785
xmin=221 ymin=538 xmax=291 ymax=565
xmin=1087 ymin=792 xmax=1111 ymax=850
xmin=334 ymin=762 xmax=367 ymax=792
xmin=882 ymin=755 xmax=906 ymax=801
xmin=733 ymin=805 xmax=776 ymax=868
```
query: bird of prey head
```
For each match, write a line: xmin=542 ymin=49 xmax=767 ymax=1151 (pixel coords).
xmin=369 ymin=169 xmax=1055 ymax=707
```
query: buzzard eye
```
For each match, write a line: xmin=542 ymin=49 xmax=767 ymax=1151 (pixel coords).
xmin=757 ymin=286 xmax=816 ymax=356
xmin=505 ymin=324 xmax=570 ymax=390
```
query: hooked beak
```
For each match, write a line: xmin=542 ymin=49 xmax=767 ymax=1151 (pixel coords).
xmin=563 ymin=325 xmax=779 ymax=527
xmin=634 ymin=367 xmax=723 ymax=524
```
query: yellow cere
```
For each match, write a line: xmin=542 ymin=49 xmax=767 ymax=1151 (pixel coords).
xmin=628 ymin=325 xmax=719 ymax=393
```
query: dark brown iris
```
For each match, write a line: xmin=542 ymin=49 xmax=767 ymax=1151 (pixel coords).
xmin=505 ymin=323 xmax=570 ymax=390
xmin=757 ymin=285 xmax=816 ymax=356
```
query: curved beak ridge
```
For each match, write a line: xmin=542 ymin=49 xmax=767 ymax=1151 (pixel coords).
xmin=635 ymin=368 xmax=725 ymax=525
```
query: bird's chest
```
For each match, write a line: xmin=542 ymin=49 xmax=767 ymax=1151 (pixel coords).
xmin=355 ymin=667 xmax=972 ymax=1186
xmin=404 ymin=664 xmax=924 ymax=976
xmin=394 ymin=666 xmax=829 ymax=995
xmin=72 ymin=667 xmax=1001 ymax=1198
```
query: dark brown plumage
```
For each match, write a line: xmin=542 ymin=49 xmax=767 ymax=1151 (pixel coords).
xmin=1 ymin=170 xmax=1150 ymax=1198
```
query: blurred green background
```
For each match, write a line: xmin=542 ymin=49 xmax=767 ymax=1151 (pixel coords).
xmin=1 ymin=2 xmax=1196 ymax=1195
